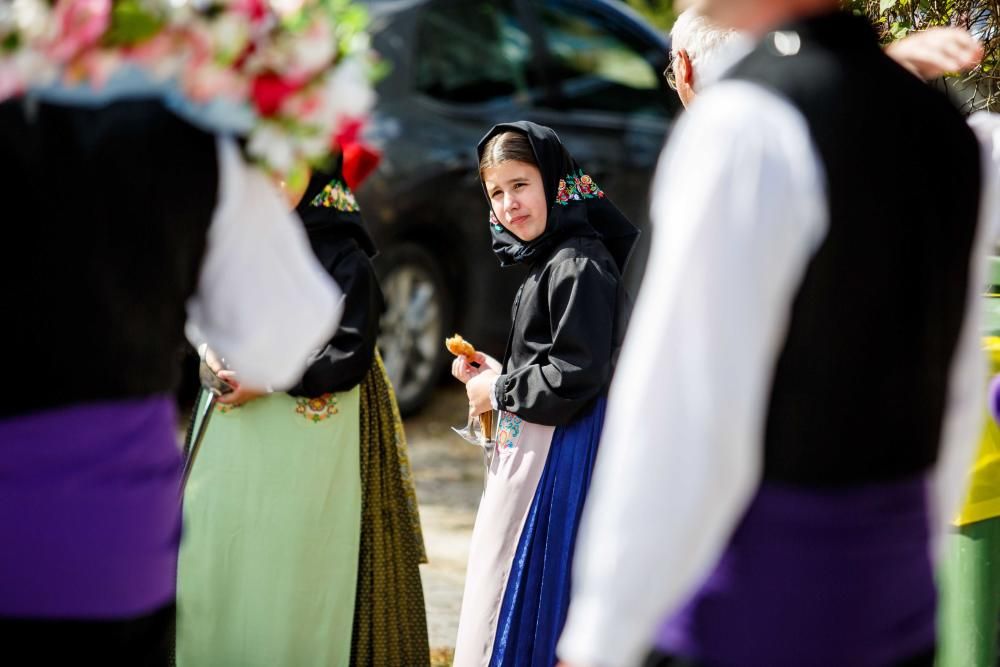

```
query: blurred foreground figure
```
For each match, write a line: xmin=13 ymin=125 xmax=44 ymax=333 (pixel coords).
xmin=0 ymin=0 xmax=376 ymax=662
xmin=559 ymin=2 xmax=998 ymax=666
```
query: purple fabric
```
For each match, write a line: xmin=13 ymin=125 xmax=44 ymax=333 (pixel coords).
xmin=656 ymin=477 xmax=936 ymax=667
xmin=0 ymin=397 xmax=183 ymax=618
xmin=990 ymin=374 xmax=1000 ymax=426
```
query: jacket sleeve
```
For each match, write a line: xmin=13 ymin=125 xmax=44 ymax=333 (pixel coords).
xmin=495 ymin=257 xmax=618 ymax=425
xmin=287 ymin=238 xmax=382 ymax=397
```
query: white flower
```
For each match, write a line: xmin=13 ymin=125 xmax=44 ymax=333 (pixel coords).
xmin=285 ymin=20 xmax=334 ymax=79
xmin=269 ymin=0 xmax=305 ymax=18
xmin=210 ymin=13 xmax=250 ymax=64
xmin=295 ymin=130 xmax=327 ymax=160
xmin=319 ymin=56 xmax=375 ymax=120
xmin=12 ymin=0 xmax=50 ymax=40
xmin=248 ymin=121 xmax=296 ymax=173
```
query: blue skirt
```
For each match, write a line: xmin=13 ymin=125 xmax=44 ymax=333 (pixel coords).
xmin=489 ymin=397 xmax=607 ymax=667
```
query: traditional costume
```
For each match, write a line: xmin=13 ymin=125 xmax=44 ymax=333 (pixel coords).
xmin=177 ymin=163 xmax=428 ymax=667
xmin=559 ymin=12 xmax=992 ymax=667
xmin=0 ymin=2 xmax=371 ymax=661
xmin=0 ymin=96 xmax=341 ymax=667
xmin=452 ymin=121 xmax=638 ymax=667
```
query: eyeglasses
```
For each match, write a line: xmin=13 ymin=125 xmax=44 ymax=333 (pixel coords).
xmin=663 ymin=57 xmax=678 ymax=91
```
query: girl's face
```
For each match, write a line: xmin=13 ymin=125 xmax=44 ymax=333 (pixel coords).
xmin=482 ymin=160 xmax=548 ymax=243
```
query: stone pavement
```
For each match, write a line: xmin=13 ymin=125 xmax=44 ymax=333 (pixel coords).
xmin=403 ymin=384 xmax=486 ymax=653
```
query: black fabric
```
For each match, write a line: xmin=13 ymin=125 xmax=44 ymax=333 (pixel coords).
xmin=0 ymin=98 xmax=217 ymax=417
xmin=297 ymin=160 xmax=378 ymax=257
xmin=287 ymin=164 xmax=383 ymax=397
xmin=478 ymin=120 xmax=640 ymax=272
xmin=0 ymin=603 xmax=175 ymax=666
xmin=640 ymin=645 xmax=936 ymax=667
xmin=476 ymin=121 xmax=635 ymax=425
xmin=726 ymin=11 xmax=982 ymax=486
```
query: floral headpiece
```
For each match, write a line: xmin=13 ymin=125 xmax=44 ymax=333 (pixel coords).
xmin=0 ymin=0 xmax=376 ymax=180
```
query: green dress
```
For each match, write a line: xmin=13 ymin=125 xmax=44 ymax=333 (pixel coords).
xmin=176 ymin=388 xmax=361 ymax=666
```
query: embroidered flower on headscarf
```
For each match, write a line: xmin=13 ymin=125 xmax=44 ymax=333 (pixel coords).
xmin=555 ymin=170 xmax=605 ymax=206
xmin=489 ymin=210 xmax=504 ymax=232
xmin=310 ymin=178 xmax=359 ymax=212
xmin=556 ymin=179 xmax=570 ymax=203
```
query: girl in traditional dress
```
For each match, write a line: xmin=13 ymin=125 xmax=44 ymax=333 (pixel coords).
xmin=176 ymin=160 xmax=428 ymax=667
xmin=451 ymin=121 xmax=638 ymax=667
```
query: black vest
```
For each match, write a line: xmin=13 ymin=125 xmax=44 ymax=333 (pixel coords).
xmin=727 ymin=12 xmax=982 ymax=486
xmin=0 ymin=98 xmax=218 ymax=417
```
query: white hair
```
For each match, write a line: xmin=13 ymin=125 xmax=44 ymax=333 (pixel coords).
xmin=669 ymin=8 xmax=740 ymax=91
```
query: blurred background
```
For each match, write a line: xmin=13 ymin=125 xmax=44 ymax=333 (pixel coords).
xmin=356 ymin=0 xmax=681 ymax=415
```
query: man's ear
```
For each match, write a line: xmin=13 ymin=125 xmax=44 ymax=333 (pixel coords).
xmin=678 ymin=48 xmax=694 ymax=88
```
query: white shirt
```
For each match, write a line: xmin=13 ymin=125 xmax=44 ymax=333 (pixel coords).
xmin=184 ymin=138 xmax=344 ymax=390
xmin=556 ymin=82 xmax=996 ymax=667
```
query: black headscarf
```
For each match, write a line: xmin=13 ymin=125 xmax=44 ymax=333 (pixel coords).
xmin=477 ymin=121 xmax=639 ymax=271
xmin=296 ymin=156 xmax=377 ymax=258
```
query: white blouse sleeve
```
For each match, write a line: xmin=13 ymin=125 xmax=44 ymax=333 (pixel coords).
xmin=185 ymin=137 xmax=344 ymax=390
xmin=557 ymin=83 xmax=828 ymax=667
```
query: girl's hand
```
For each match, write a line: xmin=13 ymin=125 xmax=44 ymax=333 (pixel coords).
xmin=452 ymin=354 xmax=482 ymax=384
xmin=472 ymin=351 xmax=502 ymax=374
xmin=451 ymin=351 xmax=502 ymax=384
xmin=215 ymin=370 xmax=267 ymax=407
xmin=467 ymin=370 xmax=499 ymax=416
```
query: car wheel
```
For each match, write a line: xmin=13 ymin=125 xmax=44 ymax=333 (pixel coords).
xmin=376 ymin=242 xmax=453 ymax=416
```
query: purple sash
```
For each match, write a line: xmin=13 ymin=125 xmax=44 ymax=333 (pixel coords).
xmin=0 ymin=397 xmax=182 ymax=618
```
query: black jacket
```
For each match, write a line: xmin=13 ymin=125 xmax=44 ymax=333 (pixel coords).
xmin=287 ymin=168 xmax=383 ymax=397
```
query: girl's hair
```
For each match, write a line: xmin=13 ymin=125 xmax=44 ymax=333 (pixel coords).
xmin=479 ymin=131 xmax=537 ymax=174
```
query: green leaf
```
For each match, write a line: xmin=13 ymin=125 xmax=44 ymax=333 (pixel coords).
xmin=2 ymin=33 xmax=20 ymax=52
xmin=103 ymin=0 xmax=163 ymax=47
xmin=880 ymin=0 xmax=896 ymax=14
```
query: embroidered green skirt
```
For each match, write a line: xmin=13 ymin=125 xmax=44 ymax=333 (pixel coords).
xmin=177 ymin=388 xmax=362 ymax=667
xmin=352 ymin=354 xmax=429 ymax=667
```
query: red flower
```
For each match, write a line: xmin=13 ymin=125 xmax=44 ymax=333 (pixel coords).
xmin=331 ymin=117 xmax=365 ymax=152
xmin=250 ymin=74 xmax=302 ymax=116
xmin=342 ymin=142 xmax=381 ymax=190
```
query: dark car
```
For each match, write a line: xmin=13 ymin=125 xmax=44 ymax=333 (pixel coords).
xmin=357 ymin=0 xmax=680 ymax=414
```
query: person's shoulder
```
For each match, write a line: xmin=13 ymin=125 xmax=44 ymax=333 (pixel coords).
xmin=544 ymin=238 xmax=619 ymax=283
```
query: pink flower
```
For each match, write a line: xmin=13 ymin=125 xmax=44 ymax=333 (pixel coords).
xmin=251 ymin=73 xmax=303 ymax=116
xmin=71 ymin=50 xmax=120 ymax=88
xmin=0 ymin=63 xmax=25 ymax=103
xmin=49 ymin=0 xmax=112 ymax=63
xmin=183 ymin=62 xmax=246 ymax=102
xmin=233 ymin=0 xmax=269 ymax=25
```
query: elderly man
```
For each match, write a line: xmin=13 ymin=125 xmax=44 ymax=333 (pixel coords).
xmin=666 ymin=6 xmax=982 ymax=107
xmin=663 ymin=8 xmax=744 ymax=107
xmin=557 ymin=2 xmax=996 ymax=666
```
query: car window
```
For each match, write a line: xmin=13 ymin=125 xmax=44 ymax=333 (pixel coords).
xmin=414 ymin=0 xmax=535 ymax=105
xmin=531 ymin=0 xmax=669 ymax=117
